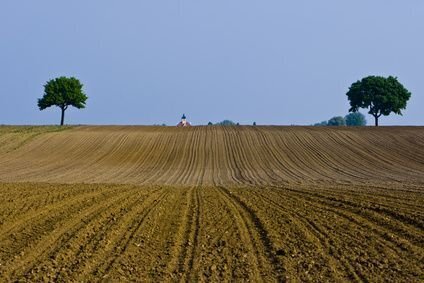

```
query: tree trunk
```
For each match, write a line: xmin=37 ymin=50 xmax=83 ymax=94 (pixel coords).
xmin=374 ymin=115 xmax=379 ymax=127
xmin=60 ymin=107 xmax=65 ymax=126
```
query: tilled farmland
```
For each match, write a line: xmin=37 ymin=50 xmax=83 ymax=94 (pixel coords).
xmin=0 ymin=126 xmax=423 ymax=281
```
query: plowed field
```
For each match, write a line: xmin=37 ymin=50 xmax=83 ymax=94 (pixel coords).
xmin=0 ymin=126 xmax=423 ymax=281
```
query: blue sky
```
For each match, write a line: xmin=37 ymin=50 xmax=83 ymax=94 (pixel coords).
xmin=1 ymin=1 xmax=423 ymax=125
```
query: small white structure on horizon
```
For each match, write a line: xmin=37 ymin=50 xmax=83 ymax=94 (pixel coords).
xmin=177 ymin=114 xmax=191 ymax=127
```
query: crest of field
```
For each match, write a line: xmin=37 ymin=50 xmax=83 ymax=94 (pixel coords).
xmin=1 ymin=125 xmax=423 ymax=186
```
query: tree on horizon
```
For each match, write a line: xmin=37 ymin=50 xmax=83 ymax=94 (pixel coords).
xmin=345 ymin=112 xmax=366 ymax=126
xmin=346 ymin=76 xmax=411 ymax=126
xmin=38 ymin=77 xmax=88 ymax=126
xmin=327 ymin=116 xmax=346 ymax=126
xmin=216 ymin=120 xmax=236 ymax=126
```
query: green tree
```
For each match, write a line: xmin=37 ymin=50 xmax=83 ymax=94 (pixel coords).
xmin=313 ymin=120 xmax=328 ymax=126
xmin=38 ymin=77 xmax=87 ymax=126
xmin=345 ymin=112 xmax=366 ymax=126
xmin=216 ymin=120 xmax=236 ymax=126
xmin=328 ymin=116 xmax=346 ymax=126
xmin=207 ymin=122 xmax=213 ymax=126
xmin=346 ymin=76 xmax=411 ymax=126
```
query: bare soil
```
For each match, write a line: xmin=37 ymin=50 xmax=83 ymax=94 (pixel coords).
xmin=0 ymin=126 xmax=423 ymax=281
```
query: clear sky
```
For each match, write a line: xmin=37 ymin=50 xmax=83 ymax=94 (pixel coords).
xmin=1 ymin=1 xmax=423 ymax=126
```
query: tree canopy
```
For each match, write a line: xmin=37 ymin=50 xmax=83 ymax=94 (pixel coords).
xmin=346 ymin=76 xmax=411 ymax=126
xmin=327 ymin=116 xmax=346 ymax=126
xmin=38 ymin=77 xmax=87 ymax=126
xmin=313 ymin=120 xmax=328 ymax=126
xmin=216 ymin=120 xmax=236 ymax=126
xmin=345 ymin=112 xmax=366 ymax=126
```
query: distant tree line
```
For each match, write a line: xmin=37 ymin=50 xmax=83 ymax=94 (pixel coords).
xmin=208 ymin=120 xmax=257 ymax=126
xmin=314 ymin=112 xmax=367 ymax=126
xmin=215 ymin=120 xmax=236 ymax=126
